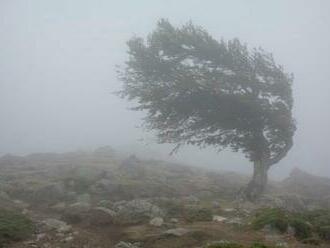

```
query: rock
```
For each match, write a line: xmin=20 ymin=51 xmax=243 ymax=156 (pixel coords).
xmin=212 ymin=201 xmax=220 ymax=208
xmin=257 ymin=194 xmax=306 ymax=212
xmin=164 ymin=228 xmax=190 ymax=237
xmin=62 ymin=236 xmax=74 ymax=242
xmin=114 ymin=241 xmax=139 ymax=248
xmin=77 ymin=193 xmax=91 ymax=204
xmin=22 ymin=208 xmax=29 ymax=215
xmin=275 ymin=241 xmax=289 ymax=247
xmin=212 ymin=215 xmax=227 ymax=222
xmin=68 ymin=201 xmax=91 ymax=211
xmin=113 ymin=199 xmax=164 ymax=224
xmin=225 ymin=217 xmax=243 ymax=225
xmin=223 ymin=208 xmax=235 ymax=212
xmin=149 ymin=217 xmax=164 ymax=227
xmin=170 ymin=218 xmax=179 ymax=223
xmin=97 ymin=199 xmax=112 ymax=208
xmin=93 ymin=206 xmax=116 ymax=216
xmin=13 ymin=199 xmax=30 ymax=208
xmin=87 ymin=207 xmax=117 ymax=225
xmin=182 ymin=195 xmax=199 ymax=204
xmin=287 ymin=225 xmax=295 ymax=236
xmin=51 ymin=202 xmax=66 ymax=211
xmin=42 ymin=218 xmax=72 ymax=233
xmin=36 ymin=233 xmax=46 ymax=241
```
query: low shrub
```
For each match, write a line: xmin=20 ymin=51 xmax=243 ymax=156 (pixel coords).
xmin=252 ymin=208 xmax=289 ymax=233
xmin=289 ymin=218 xmax=312 ymax=239
xmin=0 ymin=209 xmax=33 ymax=246
xmin=184 ymin=207 xmax=213 ymax=222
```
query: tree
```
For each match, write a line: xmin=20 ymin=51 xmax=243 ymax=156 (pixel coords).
xmin=117 ymin=20 xmax=296 ymax=200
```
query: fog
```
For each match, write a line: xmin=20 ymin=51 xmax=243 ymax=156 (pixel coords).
xmin=1 ymin=0 xmax=329 ymax=179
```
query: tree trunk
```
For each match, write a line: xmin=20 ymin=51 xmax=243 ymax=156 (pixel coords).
xmin=244 ymin=160 xmax=268 ymax=201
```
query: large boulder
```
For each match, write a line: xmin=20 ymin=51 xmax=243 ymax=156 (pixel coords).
xmin=113 ymin=199 xmax=164 ymax=224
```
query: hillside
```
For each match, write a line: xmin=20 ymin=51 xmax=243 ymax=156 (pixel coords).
xmin=0 ymin=148 xmax=330 ymax=248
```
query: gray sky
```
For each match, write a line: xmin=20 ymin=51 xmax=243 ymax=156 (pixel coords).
xmin=0 ymin=0 xmax=329 ymax=179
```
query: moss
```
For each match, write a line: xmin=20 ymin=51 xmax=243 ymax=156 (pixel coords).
xmin=252 ymin=208 xmax=289 ymax=233
xmin=0 ymin=209 xmax=33 ymax=246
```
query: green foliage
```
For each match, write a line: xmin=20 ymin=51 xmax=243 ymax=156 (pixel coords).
xmin=252 ymin=208 xmax=289 ymax=233
xmin=292 ymin=209 xmax=330 ymax=240
xmin=183 ymin=207 xmax=213 ymax=222
xmin=0 ymin=209 xmax=33 ymax=246
xmin=118 ymin=19 xmax=295 ymax=166
xmin=289 ymin=218 xmax=312 ymax=239
xmin=252 ymin=208 xmax=330 ymax=241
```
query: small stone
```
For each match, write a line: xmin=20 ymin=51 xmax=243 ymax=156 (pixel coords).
xmin=287 ymin=225 xmax=295 ymax=236
xmin=114 ymin=241 xmax=139 ymax=248
xmin=213 ymin=215 xmax=227 ymax=222
xmin=22 ymin=208 xmax=29 ymax=215
xmin=164 ymin=228 xmax=190 ymax=237
xmin=275 ymin=241 xmax=289 ymax=248
xmin=149 ymin=217 xmax=164 ymax=227
xmin=223 ymin=208 xmax=235 ymax=212
xmin=36 ymin=233 xmax=46 ymax=241
xmin=226 ymin=217 xmax=242 ymax=225
xmin=170 ymin=218 xmax=178 ymax=223
xmin=212 ymin=201 xmax=221 ymax=208
xmin=63 ymin=236 xmax=74 ymax=242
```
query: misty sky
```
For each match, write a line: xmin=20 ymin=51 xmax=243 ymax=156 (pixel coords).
xmin=1 ymin=0 xmax=329 ymax=179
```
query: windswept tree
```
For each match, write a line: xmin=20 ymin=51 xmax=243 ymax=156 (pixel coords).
xmin=118 ymin=20 xmax=296 ymax=200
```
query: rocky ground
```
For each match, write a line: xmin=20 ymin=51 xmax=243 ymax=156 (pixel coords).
xmin=1 ymin=147 xmax=330 ymax=248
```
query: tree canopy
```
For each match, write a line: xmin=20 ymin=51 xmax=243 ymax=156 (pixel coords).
xmin=118 ymin=19 xmax=295 ymax=170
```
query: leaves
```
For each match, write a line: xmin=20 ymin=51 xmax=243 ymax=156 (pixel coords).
xmin=118 ymin=19 xmax=295 ymax=165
